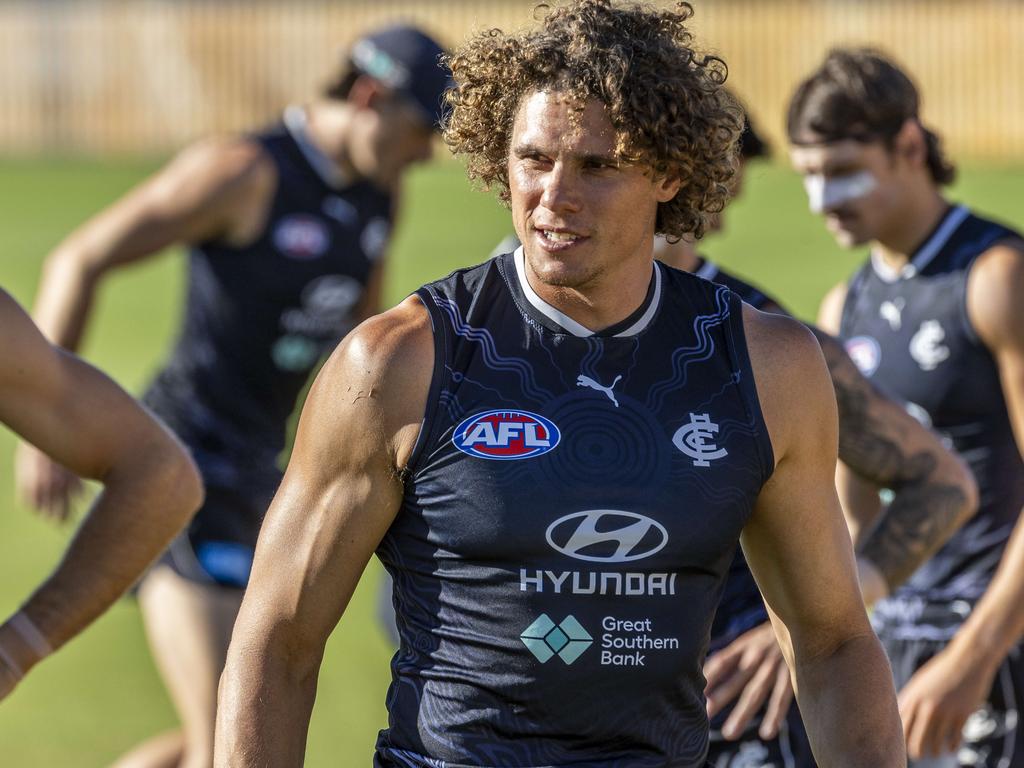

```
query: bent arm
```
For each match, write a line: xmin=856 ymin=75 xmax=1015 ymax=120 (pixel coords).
xmin=0 ymin=292 xmax=202 ymax=679
xmin=952 ymin=243 xmax=1024 ymax=667
xmin=742 ymin=307 xmax=904 ymax=766
xmin=813 ymin=327 xmax=978 ymax=600
xmin=33 ymin=138 xmax=272 ymax=350
xmin=215 ymin=298 xmax=432 ymax=767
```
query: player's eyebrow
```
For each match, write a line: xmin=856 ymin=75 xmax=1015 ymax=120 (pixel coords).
xmin=511 ymin=143 xmax=619 ymax=166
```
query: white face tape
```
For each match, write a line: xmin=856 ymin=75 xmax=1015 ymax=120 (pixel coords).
xmin=803 ymin=170 xmax=878 ymax=213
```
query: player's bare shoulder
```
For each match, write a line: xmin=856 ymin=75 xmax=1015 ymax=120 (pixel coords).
xmin=311 ymin=296 xmax=435 ymax=470
xmin=817 ymin=280 xmax=849 ymax=335
xmin=966 ymin=238 xmax=1024 ymax=348
xmin=742 ymin=303 xmax=837 ymax=463
xmin=0 ymin=290 xmax=57 ymax=388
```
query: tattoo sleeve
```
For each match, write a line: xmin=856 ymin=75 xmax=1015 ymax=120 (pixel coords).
xmin=811 ymin=326 xmax=974 ymax=591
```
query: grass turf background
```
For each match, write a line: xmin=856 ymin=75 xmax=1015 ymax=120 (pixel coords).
xmin=1 ymin=156 xmax=1022 ymax=765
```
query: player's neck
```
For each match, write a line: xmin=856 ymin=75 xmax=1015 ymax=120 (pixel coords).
xmin=525 ymin=250 xmax=656 ymax=333
xmin=872 ymin=189 xmax=950 ymax=268
xmin=302 ymin=101 xmax=359 ymax=181
xmin=654 ymin=236 xmax=700 ymax=273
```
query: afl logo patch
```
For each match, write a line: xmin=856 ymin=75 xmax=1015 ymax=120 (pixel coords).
xmin=845 ymin=335 xmax=881 ymax=377
xmin=273 ymin=215 xmax=330 ymax=259
xmin=452 ymin=409 xmax=560 ymax=461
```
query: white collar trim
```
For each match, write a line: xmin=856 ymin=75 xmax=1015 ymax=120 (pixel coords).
xmin=283 ymin=105 xmax=349 ymax=189
xmin=870 ymin=205 xmax=970 ymax=283
xmin=695 ymin=259 xmax=719 ymax=281
xmin=513 ymin=247 xmax=661 ymax=338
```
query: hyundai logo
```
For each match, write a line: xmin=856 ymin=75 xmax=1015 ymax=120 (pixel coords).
xmin=545 ymin=510 xmax=668 ymax=563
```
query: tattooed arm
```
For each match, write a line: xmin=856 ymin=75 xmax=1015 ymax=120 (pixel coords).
xmin=704 ymin=323 xmax=977 ymax=740
xmin=814 ymin=328 xmax=977 ymax=596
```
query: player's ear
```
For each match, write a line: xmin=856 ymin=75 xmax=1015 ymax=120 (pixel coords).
xmin=347 ymin=74 xmax=389 ymax=111
xmin=893 ymin=119 xmax=927 ymax=170
xmin=653 ymin=172 xmax=682 ymax=203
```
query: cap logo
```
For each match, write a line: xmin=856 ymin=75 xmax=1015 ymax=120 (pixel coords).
xmin=351 ymin=40 xmax=410 ymax=89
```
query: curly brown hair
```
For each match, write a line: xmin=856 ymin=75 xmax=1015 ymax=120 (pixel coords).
xmin=442 ymin=0 xmax=742 ymax=239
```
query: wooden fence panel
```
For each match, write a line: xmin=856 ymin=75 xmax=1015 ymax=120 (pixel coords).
xmin=0 ymin=1 xmax=1019 ymax=159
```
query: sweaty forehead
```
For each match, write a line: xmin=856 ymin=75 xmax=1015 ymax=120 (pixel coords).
xmin=511 ymin=90 xmax=617 ymax=156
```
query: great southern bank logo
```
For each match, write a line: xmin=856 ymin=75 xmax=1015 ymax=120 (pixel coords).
xmin=452 ymin=410 xmax=560 ymax=461
xmin=520 ymin=614 xmax=592 ymax=664
xmin=546 ymin=510 xmax=668 ymax=563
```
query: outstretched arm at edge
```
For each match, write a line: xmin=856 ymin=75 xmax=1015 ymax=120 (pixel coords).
xmin=0 ymin=290 xmax=202 ymax=696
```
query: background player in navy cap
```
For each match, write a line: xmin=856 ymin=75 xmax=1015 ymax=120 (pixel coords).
xmin=216 ymin=2 xmax=904 ymax=764
xmin=15 ymin=23 xmax=449 ymax=768
xmin=791 ymin=48 xmax=1024 ymax=766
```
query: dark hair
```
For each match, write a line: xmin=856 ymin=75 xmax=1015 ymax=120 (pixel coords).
xmin=787 ymin=47 xmax=955 ymax=185
xmin=443 ymin=0 xmax=743 ymax=239
xmin=322 ymin=63 xmax=360 ymax=101
xmin=738 ymin=108 xmax=768 ymax=161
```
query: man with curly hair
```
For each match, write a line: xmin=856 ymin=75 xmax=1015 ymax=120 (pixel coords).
xmin=215 ymin=3 xmax=905 ymax=766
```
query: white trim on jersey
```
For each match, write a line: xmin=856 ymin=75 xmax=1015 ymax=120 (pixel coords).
xmin=695 ymin=259 xmax=719 ymax=281
xmin=283 ymin=105 xmax=350 ymax=189
xmin=870 ymin=205 xmax=971 ymax=283
xmin=513 ymin=246 xmax=662 ymax=338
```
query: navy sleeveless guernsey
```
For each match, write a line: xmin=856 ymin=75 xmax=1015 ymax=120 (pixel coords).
xmin=375 ymin=248 xmax=775 ymax=768
xmin=840 ymin=205 xmax=1024 ymax=640
xmin=144 ymin=106 xmax=392 ymax=587
xmin=690 ymin=258 xmax=783 ymax=655
xmin=145 ymin=106 xmax=393 ymax=460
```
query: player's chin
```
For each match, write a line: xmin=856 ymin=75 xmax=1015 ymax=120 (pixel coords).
xmin=529 ymin=255 xmax=598 ymax=289
xmin=827 ymin=219 xmax=868 ymax=249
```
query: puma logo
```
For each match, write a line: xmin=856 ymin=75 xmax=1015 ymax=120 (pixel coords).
xmin=576 ymin=374 xmax=622 ymax=407
xmin=879 ymin=297 xmax=905 ymax=331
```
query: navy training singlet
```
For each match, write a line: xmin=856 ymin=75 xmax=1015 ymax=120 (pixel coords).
xmin=145 ymin=106 xmax=393 ymax=463
xmin=375 ymin=248 xmax=775 ymax=768
xmin=690 ymin=258 xmax=784 ymax=655
xmin=840 ymin=205 xmax=1024 ymax=639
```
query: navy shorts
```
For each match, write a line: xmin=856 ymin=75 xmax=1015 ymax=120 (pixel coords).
xmin=706 ymin=704 xmax=815 ymax=768
xmin=882 ymin=631 xmax=1024 ymax=768
xmin=157 ymin=477 xmax=279 ymax=589
xmin=143 ymin=390 xmax=284 ymax=589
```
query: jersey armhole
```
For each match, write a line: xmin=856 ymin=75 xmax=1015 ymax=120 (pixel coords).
xmin=958 ymin=258 xmax=983 ymax=346
xmin=725 ymin=291 xmax=776 ymax=486
xmin=402 ymin=287 xmax=449 ymax=476
xmin=838 ymin=266 xmax=868 ymax=338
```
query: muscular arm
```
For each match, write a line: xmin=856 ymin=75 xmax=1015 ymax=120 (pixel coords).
xmin=214 ymin=297 xmax=432 ymax=767
xmin=704 ymin=295 xmax=976 ymax=739
xmin=33 ymin=138 xmax=273 ymax=350
xmin=813 ymin=327 xmax=977 ymax=598
xmin=0 ymin=291 xmax=202 ymax=692
xmin=958 ymin=241 xmax=1024 ymax=661
xmin=741 ymin=306 xmax=904 ymax=765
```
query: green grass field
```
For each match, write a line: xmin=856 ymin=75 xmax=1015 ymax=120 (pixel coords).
xmin=1 ymin=155 xmax=1022 ymax=765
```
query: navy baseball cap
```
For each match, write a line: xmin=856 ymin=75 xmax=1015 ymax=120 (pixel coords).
xmin=350 ymin=25 xmax=452 ymax=130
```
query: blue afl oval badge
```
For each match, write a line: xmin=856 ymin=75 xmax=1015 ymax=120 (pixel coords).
xmin=452 ymin=409 xmax=561 ymax=460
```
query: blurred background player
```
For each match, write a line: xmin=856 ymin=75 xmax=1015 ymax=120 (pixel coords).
xmin=14 ymin=24 xmax=449 ymax=768
xmin=790 ymin=48 xmax=1024 ymax=766
xmin=0 ymin=289 xmax=201 ymax=702
xmin=660 ymin=109 xmax=979 ymax=767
